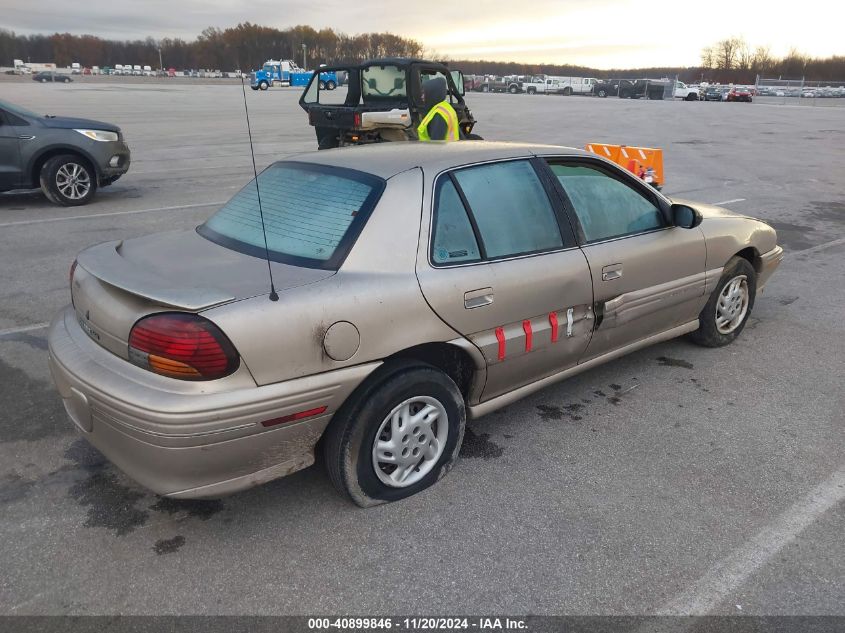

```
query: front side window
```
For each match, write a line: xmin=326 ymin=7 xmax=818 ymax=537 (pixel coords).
xmin=198 ymin=162 xmax=384 ymax=269
xmin=451 ymin=160 xmax=563 ymax=259
xmin=549 ymin=163 xmax=665 ymax=243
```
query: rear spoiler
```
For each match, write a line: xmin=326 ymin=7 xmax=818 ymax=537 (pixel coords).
xmin=76 ymin=240 xmax=234 ymax=311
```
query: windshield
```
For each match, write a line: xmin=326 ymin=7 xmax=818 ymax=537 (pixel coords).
xmin=198 ymin=162 xmax=385 ymax=270
xmin=0 ymin=99 xmax=39 ymax=119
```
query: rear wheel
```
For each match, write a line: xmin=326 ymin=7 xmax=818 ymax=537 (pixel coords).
xmin=689 ymin=257 xmax=756 ymax=347
xmin=40 ymin=154 xmax=97 ymax=206
xmin=318 ymin=80 xmax=326 ymax=90
xmin=508 ymin=85 xmax=518 ymax=94
xmin=563 ymin=87 xmax=572 ymax=96
xmin=482 ymin=84 xmax=489 ymax=93
xmin=326 ymin=80 xmax=336 ymax=90
xmin=323 ymin=361 xmax=466 ymax=507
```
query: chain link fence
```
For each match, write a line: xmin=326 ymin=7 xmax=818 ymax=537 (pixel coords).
xmin=755 ymin=75 xmax=845 ymax=106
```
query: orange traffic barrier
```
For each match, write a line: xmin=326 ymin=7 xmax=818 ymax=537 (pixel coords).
xmin=585 ymin=143 xmax=664 ymax=189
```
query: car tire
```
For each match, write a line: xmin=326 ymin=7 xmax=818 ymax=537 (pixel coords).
xmin=508 ymin=85 xmax=518 ymax=94
xmin=326 ymin=80 xmax=336 ymax=90
xmin=689 ymin=256 xmax=757 ymax=348
xmin=40 ymin=78 xmax=47 ymax=83
xmin=597 ymin=89 xmax=607 ymax=97
xmin=318 ymin=80 xmax=326 ymax=90
xmin=40 ymin=154 xmax=98 ymax=207
xmin=465 ymin=133 xmax=484 ymax=140
xmin=250 ymin=85 xmax=259 ymax=91
xmin=322 ymin=361 xmax=466 ymax=507
xmin=686 ymin=93 xmax=697 ymax=101
xmin=563 ymin=87 xmax=572 ymax=96
xmin=527 ymin=87 xmax=536 ymax=95
xmin=259 ymin=81 xmax=269 ymax=90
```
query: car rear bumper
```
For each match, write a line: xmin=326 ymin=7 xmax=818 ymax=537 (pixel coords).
xmin=47 ymin=305 xmax=380 ymax=498
xmin=758 ymin=245 xmax=784 ymax=291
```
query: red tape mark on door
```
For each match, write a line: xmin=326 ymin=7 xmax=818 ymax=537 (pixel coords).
xmin=523 ymin=320 xmax=533 ymax=352
xmin=495 ymin=326 xmax=506 ymax=361
xmin=549 ymin=312 xmax=559 ymax=342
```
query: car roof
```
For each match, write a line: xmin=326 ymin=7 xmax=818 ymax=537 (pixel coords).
xmin=283 ymin=141 xmax=590 ymax=179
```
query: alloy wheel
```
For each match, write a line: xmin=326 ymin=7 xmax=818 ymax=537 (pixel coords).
xmin=55 ymin=163 xmax=91 ymax=200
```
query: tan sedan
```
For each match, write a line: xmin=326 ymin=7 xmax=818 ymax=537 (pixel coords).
xmin=48 ymin=142 xmax=783 ymax=506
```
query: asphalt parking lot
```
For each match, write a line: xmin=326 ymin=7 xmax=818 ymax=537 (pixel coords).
xmin=1 ymin=82 xmax=843 ymax=616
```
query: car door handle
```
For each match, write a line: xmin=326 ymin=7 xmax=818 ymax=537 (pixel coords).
xmin=464 ymin=287 xmax=494 ymax=309
xmin=602 ymin=264 xmax=623 ymax=281
xmin=18 ymin=135 xmax=35 ymax=140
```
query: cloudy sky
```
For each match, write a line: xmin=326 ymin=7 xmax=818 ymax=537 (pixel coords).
xmin=3 ymin=0 xmax=838 ymax=68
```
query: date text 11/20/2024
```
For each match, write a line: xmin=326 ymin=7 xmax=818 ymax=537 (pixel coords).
xmin=308 ymin=618 xmax=528 ymax=630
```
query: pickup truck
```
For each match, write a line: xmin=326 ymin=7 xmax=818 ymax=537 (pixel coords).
xmin=673 ymin=81 xmax=699 ymax=100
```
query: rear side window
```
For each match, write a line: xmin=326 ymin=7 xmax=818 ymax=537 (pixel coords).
xmin=452 ymin=160 xmax=563 ymax=259
xmin=549 ymin=163 xmax=664 ymax=243
xmin=432 ymin=179 xmax=480 ymax=264
xmin=198 ymin=162 xmax=384 ymax=269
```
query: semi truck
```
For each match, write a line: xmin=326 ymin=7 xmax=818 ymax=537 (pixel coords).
xmin=250 ymin=59 xmax=339 ymax=91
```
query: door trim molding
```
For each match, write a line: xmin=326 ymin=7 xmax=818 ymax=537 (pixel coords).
xmin=468 ymin=319 xmax=699 ymax=419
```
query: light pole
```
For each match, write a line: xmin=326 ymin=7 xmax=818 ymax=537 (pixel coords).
xmin=302 ymin=44 xmax=306 ymax=70
xmin=158 ymin=47 xmax=163 ymax=71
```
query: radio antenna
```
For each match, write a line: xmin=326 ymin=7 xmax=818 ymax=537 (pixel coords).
xmin=240 ymin=75 xmax=279 ymax=301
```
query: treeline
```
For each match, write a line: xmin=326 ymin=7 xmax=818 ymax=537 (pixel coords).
xmin=699 ymin=37 xmax=845 ymax=83
xmin=2 ymin=25 xmax=843 ymax=83
xmin=0 ymin=24 xmax=424 ymax=71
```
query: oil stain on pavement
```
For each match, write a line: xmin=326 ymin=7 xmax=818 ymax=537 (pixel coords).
xmin=153 ymin=535 xmax=186 ymax=555
xmin=460 ymin=427 xmax=504 ymax=459
xmin=63 ymin=438 xmax=225 ymax=537
xmin=657 ymin=356 xmax=694 ymax=369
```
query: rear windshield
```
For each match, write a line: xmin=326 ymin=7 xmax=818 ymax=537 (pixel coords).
xmin=198 ymin=162 xmax=384 ymax=269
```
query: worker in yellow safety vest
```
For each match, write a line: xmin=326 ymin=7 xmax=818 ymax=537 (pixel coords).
xmin=417 ymin=77 xmax=460 ymax=141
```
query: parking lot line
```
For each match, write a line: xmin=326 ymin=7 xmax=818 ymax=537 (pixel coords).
xmin=0 ymin=322 xmax=49 ymax=337
xmin=655 ymin=465 xmax=845 ymax=615
xmin=711 ymin=198 xmax=747 ymax=206
xmin=0 ymin=200 xmax=227 ymax=228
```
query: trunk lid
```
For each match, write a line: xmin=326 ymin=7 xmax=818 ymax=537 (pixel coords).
xmin=72 ymin=229 xmax=334 ymax=359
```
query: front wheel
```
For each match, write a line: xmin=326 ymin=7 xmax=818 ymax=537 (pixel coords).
xmin=509 ymin=85 xmax=518 ymax=94
xmin=258 ymin=81 xmax=269 ymax=90
xmin=465 ymin=133 xmax=483 ymax=140
xmin=686 ymin=93 xmax=698 ymax=101
xmin=527 ymin=87 xmax=536 ymax=95
xmin=689 ymin=257 xmax=757 ymax=347
xmin=318 ymin=80 xmax=326 ymax=90
xmin=40 ymin=154 xmax=97 ymax=206
xmin=322 ymin=362 xmax=466 ymax=507
xmin=597 ymin=89 xmax=607 ymax=97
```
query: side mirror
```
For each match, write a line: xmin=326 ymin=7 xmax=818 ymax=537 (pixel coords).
xmin=451 ymin=70 xmax=465 ymax=96
xmin=672 ymin=204 xmax=702 ymax=229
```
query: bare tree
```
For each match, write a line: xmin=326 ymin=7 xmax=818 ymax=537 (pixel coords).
xmin=752 ymin=45 xmax=773 ymax=73
xmin=714 ymin=37 xmax=743 ymax=70
xmin=736 ymin=38 xmax=752 ymax=71
xmin=700 ymin=46 xmax=714 ymax=69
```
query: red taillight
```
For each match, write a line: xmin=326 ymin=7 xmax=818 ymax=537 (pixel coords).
xmin=69 ymin=259 xmax=78 ymax=286
xmin=353 ymin=112 xmax=362 ymax=128
xmin=128 ymin=313 xmax=239 ymax=381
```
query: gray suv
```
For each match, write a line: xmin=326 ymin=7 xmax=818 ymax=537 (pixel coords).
xmin=0 ymin=99 xmax=130 ymax=206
